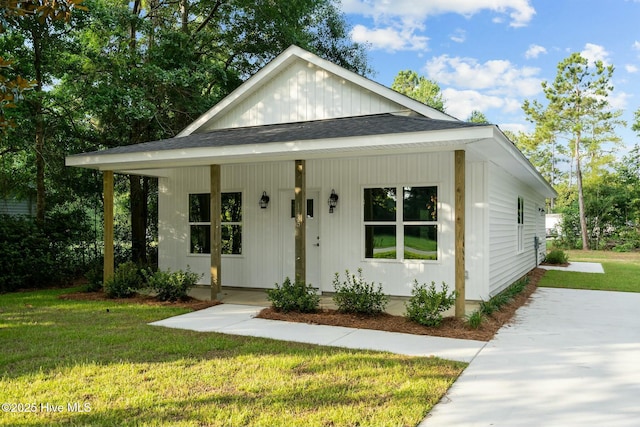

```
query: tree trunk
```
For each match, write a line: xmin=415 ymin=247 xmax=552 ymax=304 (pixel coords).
xmin=130 ymin=174 xmax=148 ymax=265
xmin=180 ymin=0 xmax=189 ymax=33
xmin=575 ymin=138 xmax=590 ymax=250
xmin=32 ymin=26 xmax=46 ymax=225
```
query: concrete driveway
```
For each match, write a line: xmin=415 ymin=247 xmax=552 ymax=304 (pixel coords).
xmin=422 ymin=288 xmax=640 ymax=426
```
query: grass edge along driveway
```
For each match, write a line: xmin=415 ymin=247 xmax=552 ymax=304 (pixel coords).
xmin=539 ymin=250 xmax=640 ymax=293
xmin=0 ymin=288 xmax=465 ymax=427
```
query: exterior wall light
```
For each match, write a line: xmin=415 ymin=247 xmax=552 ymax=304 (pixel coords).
xmin=328 ymin=189 xmax=339 ymax=213
xmin=259 ymin=191 xmax=270 ymax=209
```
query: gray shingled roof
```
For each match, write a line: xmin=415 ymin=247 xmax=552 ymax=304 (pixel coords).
xmin=73 ymin=113 xmax=486 ymax=157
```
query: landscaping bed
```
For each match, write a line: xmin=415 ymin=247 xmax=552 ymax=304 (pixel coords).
xmin=257 ymin=268 xmax=545 ymax=342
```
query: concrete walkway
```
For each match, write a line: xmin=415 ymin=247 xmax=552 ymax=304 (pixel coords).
xmin=150 ymin=282 xmax=640 ymax=426
xmin=539 ymin=261 xmax=605 ymax=273
xmin=422 ymin=288 xmax=640 ymax=426
xmin=150 ymin=303 xmax=486 ymax=363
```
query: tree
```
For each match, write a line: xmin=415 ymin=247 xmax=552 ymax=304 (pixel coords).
xmin=391 ymin=70 xmax=446 ymax=112
xmin=467 ymin=110 xmax=489 ymax=124
xmin=633 ymin=107 xmax=640 ymax=135
xmin=1 ymin=0 xmax=88 ymax=224
xmin=0 ymin=0 xmax=86 ymax=134
xmin=522 ymin=53 xmax=623 ymax=250
xmin=60 ymin=0 xmax=369 ymax=265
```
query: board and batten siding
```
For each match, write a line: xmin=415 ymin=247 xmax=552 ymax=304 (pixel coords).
xmin=487 ymin=162 xmax=547 ymax=296
xmin=158 ymin=151 xmax=457 ymax=297
xmin=202 ymin=61 xmax=404 ymax=130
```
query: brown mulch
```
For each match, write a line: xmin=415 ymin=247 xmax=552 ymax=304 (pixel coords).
xmin=256 ymin=268 xmax=546 ymax=342
xmin=57 ymin=268 xmax=545 ymax=342
xmin=58 ymin=290 xmax=221 ymax=311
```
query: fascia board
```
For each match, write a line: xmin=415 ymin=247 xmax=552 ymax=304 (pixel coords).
xmin=468 ymin=127 xmax=557 ymax=198
xmin=66 ymin=126 xmax=492 ymax=172
xmin=292 ymin=49 xmax=457 ymax=122
xmin=177 ymin=46 xmax=303 ymax=137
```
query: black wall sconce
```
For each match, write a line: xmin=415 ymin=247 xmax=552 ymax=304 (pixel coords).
xmin=259 ymin=191 xmax=270 ymax=209
xmin=328 ymin=189 xmax=339 ymax=213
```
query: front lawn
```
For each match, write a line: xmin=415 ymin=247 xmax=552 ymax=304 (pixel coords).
xmin=539 ymin=250 xmax=640 ymax=292
xmin=0 ymin=288 xmax=465 ymax=427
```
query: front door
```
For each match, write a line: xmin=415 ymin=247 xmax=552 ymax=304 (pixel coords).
xmin=279 ymin=189 xmax=320 ymax=288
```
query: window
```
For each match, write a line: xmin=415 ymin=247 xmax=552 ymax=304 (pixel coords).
xmin=517 ymin=196 xmax=524 ymax=253
xmin=364 ymin=186 xmax=438 ymax=261
xmin=189 ymin=192 xmax=242 ymax=255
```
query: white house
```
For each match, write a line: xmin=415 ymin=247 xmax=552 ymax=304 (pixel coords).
xmin=66 ymin=45 xmax=556 ymax=310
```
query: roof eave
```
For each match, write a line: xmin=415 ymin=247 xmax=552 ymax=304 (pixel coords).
xmin=66 ymin=127 xmax=491 ymax=172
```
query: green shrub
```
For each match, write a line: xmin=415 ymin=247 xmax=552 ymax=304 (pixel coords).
xmin=0 ymin=215 xmax=59 ymax=293
xmin=266 ymin=277 xmax=320 ymax=313
xmin=544 ymin=248 xmax=568 ymax=265
xmin=479 ymin=277 xmax=530 ymax=316
xmin=104 ymin=262 xmax=144 ymax=298
xmin=143 ymin=267 xmax=202 ymax=302
xmin=466 ymin=311 xmax=484 ymax=329
xmin=479 ymin=299 xmax=497 ymax=315
xmin=84 ymin=262 xmax=103 ymax=292
xmin=332 ymin=269 xmax=388 ymax=315
xmin=405 ymin=281 xmax=456 ymax=327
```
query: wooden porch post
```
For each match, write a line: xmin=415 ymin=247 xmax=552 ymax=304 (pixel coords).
xmin=103 ymin=170 xmax=114 ymax=283
xmin=454 ymin=150 xmax=466 ymax=318
xmin=210 ymin=165 xmax=222 ymax=300
xmin=294 ymin=160 xmax=306 ymax=283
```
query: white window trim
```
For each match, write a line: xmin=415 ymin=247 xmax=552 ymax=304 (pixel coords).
xmin=187 ymin=190 xmax=244 ymax=257
xmin=361 ymin=184 xmax=440 ymax=263
xmin=517 ymin=196 xmax=525 ymax=254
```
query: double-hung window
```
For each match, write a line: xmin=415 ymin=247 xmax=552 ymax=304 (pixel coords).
xmin=517 ymin=196 xmax=524 ymax=253
xmin=189 ymin=192 xmax=242 ymax=255
xmin=363 ymin=186 xmax=438 ymax=261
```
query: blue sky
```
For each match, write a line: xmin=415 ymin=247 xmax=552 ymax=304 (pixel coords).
xmin=341 ymin=0 xmax=640 ymax=151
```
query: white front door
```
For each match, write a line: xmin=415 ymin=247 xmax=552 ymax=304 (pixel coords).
xmin=279 ymin=189 xmax=320 ymax=288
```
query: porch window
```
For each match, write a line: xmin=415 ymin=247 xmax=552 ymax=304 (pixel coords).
xmin=189 ymin=192 xmax=242 ymax=255
xmin=517 ymin=196 xmax=524 ymax=253
xmin=364 ymin=186 xmax=438 ymax=261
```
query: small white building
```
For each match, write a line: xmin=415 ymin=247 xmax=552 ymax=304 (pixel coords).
xmin=67 ymin=45 xmax=556 ymax=304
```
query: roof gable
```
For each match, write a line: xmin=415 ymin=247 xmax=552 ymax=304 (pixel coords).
xmin=178 ymin=45 xmax=456 ymax=136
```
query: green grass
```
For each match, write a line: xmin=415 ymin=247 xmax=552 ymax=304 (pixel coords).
xmin=0 ymin=288 xmax=465 ymax=427
xmin=373 ymin=235 xmax=437 ymax=259
xmin=539 ymin=250 xmax=640 ymax=292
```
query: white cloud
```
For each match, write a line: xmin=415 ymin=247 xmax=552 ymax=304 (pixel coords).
xmin=525 ymin=44 xmax=547 ymax=59
xmin=581 ymin=43 xmax=611 ymax=65
xmin=441 ymin=88 xmax=521 ymax=120
xmin=342 ymin=0 xmax=536 ymax=28
xmin=499 ymin=123 xmax=530 ymax=134
xmin=345 ymin=0 xmax=535 ymax=53
xmin=450 ymin=29 xmax=466 ymax=43
xmin=625 ymin=64 xmax=639 ymax=73
xmin=351 ymin=24 xmax=429 ymax=51
xmin=608 ymin=91 xmax=631 ymax=110
xmin=424 ymin=55 xmax=542 ymax=97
